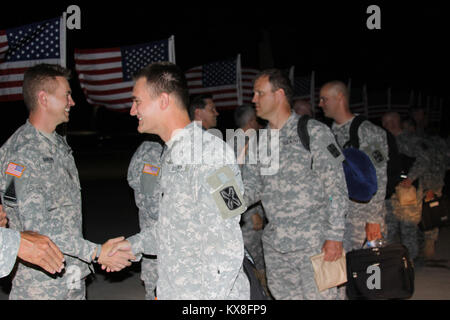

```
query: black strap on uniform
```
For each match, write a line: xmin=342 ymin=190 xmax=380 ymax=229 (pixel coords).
xmin=343 ymin=115 xmax=366 ymax=149
xmin=297 ymin=115 xmax=314 ymax=169
xmin=4 ymin=179 xmax=17 ymax=203
xmin=297 ymin=114 xmax=311 ymax=152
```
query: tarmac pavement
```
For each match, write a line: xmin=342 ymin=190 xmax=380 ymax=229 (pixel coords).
xmin=1 ymin=143 xmax=449 ymax=300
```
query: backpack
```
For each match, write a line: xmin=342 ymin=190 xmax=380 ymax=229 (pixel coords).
xmin=340 ymin=116 xmax=413 ymax=200
xmin=297 ymin=115 xmax=378 ymax=203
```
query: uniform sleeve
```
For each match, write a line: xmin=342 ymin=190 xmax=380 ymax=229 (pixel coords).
xmin=240 ymin=134 xmax=264 ymax=207
xmin=0 ymin=227 xmax=20 ymax=278
xmin=358 ymin=122 xmax=388 ymax=225
xmin=126 ymin=225 xmax=157 ymax=259
xmin=309 ymin=120 xmax=348 ymax=242
xmin=400 ymin=136 xmax=430 ymax=183
xmin=194 ymin=141 xmax=247 ymax=299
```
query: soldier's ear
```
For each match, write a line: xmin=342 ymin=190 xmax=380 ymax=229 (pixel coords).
xmin=194 ymin=108 xmax=203 ymax=121
xmin=37 ymin=90 xmax=48 ymax=108
xmin=159 ymin=92 xmax=170 ymax=110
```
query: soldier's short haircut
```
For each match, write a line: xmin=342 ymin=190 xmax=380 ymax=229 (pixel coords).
xmin=322 ymin=80 xmax=349 ymax=101
xmin=22 ymin=64 xmax=71 ymax=112
xmin=133 ymin=62 xmax=189 ymax=111
xmin=255 ymin=68 xmax=294 ymax=106
xmin=188 ymin=94 xmax=213 ymax=121
xmin=234 ymin=104 xmax=256 ymax=129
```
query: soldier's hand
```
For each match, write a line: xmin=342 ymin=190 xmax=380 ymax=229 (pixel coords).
xmin=18 ymin=231 xmax=65 ymax=274
xmin=98 ymin=237 xmax=135 ymax=272
xmin=365 ymin=223 xmax=382 ymax=241
xmin=0 ymin=205 xmax=7 ymax=228
xmin=424 ymin=190 xmax=435 ymax=202
xmin=251 ymin=213 xmax=263 ymax=231
xmin=322 ymin=240 xmax=343 ymax=261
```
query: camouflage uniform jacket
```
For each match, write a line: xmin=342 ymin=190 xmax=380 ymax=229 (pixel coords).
xmin=332 ymin=117 xmax=388 ymax=225
xmin=241 ymin=113 xmax=348 ymax=253
xmin=390 ymin=132 xmax=431 ymax=223
xmin=128 ymin=122 xmax=250 ymax=299
xmin=0 ymin=121 xmax=96 ymax=287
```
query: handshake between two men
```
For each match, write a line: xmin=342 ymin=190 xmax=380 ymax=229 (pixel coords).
xmin=2 ymin=203 xmax=135 ymax=275
xmin=93 ymin=237 xmax=135 ymax=272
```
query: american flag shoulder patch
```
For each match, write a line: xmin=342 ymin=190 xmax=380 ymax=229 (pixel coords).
xmin=143 ymin=164 xmax=160 ymax=176
xmin=5 ymin=162 xmax=26 ymax=178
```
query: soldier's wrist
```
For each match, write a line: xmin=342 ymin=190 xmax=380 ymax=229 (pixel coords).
xmin=92 ymin=244 xmax=102 ymax=263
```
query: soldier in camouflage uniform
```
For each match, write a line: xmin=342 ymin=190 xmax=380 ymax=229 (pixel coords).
xmin=0 ymin=64 xmax=134 ymax=299
xmin=319 ymin=81 xmax=388 ymax=253
xmin=241 ymin=70 xmax=348 ymax=300
xmin=229 ymin=105 xmax=266 ymax=280
xmin=127 ymin=139 xmax=163 ymax=300
xmin=110 ymin=62 xmax=250 ymax=299
xmin=410 ymin=107 xmax=447 ymax=259
xmin=382 ymin=112 xmax=431 ymax=260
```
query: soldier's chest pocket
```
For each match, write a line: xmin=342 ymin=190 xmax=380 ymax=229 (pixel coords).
xmin=283 ymin=138 xmax=312 ymax=168
xmin=39 ymin=161 xmax=80 ymax=211
xmin=140 ymin=171 xmax=159 ymax=195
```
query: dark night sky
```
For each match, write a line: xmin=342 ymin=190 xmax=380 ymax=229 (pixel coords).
xmin=1 ymin=1 xmax=449 ymax=141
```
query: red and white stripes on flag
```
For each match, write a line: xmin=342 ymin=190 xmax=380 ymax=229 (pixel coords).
xmin=242 ymin=68 xmax=259 ymax=105
xmin=0 ymin=17 xmax=66 ymax=102
xmin=186 ymin=55 xmax=244 ymax=110
xmin=74 ymin=36 xmax=175 ymax=110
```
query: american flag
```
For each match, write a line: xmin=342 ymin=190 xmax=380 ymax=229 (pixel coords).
xmin=5 ymin=162 xmax=25 ymax=178
xmin=74 ymin=36 xmax=175 ymax=110
xmin=186 ymin=55 xmax=243 ymax=110
xmin=143 ymin=164 xmax=160 ymax=176
xmin=0 ymin=17 xmax=66 ymax=102
xmin=241 ymin=68 xmax=259 ymax=105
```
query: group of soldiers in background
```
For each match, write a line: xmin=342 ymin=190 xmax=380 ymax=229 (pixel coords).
xmin=1 ymin=63 xmax=449 ymax=300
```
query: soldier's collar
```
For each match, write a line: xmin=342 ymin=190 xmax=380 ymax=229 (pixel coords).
xmin=165 ymin=122 xmax=195 ymax=150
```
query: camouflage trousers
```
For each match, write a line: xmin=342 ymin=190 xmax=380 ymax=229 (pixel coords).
xmin=141 ymin=256 xmax=158 ymax=300
xmin=241 ymin=225 xmax=265 ymax=271
xmin=385 ymin=200 xmax=419 ymax=260
xmin=9 ymin=279 xmax=86 ymax=300
xmin=263 ymin=243 xmax=338 ymax=300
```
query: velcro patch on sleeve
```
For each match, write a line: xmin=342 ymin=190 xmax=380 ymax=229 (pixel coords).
xmin=5 ymin=162 xmax=25 ymax=178
xmin=143 ymin=164 xmax=160 ymax=176
xmin=206 ymin=166 xmax=247 ymax=219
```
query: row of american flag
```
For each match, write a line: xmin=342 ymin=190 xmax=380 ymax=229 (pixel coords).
xmin=0 ymin=16 xmax=443 ymax=122
xmin=0 ymin=16 xmax=314 ymax=111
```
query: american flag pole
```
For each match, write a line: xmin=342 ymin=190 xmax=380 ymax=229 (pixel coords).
xmin=288 ymin=66 xmax=294 ymax=87
xmin=60 ymin=13 xmax=67 ymax=136
xmin=236 ymin=54 xmax=243 ymax=106
xmin=310 ymin=71 xmax=315 ymax=117
xmin=169 ymin=35 xmax=176 ymax=64
xmin=60 ymin=14 xmax=67 ymax=68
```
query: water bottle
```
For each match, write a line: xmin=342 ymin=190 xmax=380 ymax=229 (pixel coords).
xmin=365 ymin=238 xmax=387 ymax=248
